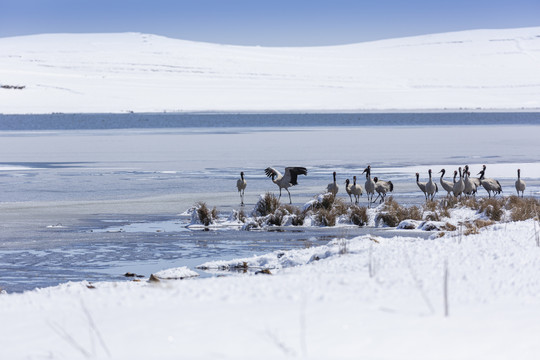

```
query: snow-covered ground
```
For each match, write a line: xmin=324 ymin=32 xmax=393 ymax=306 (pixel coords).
xmin=1 ymin=220 xmax=540 ymax=359
xmin=1 ymin=26 xmax=540 ymax=113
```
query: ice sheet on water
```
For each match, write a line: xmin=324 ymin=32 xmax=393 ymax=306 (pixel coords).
xmin=92 ymin=219 xmax=190 ymax=233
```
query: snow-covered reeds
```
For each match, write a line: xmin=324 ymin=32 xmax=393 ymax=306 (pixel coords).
xmin=350 ymin=206 xmax=368 ymax=227
xmin=506 ymin=196 xmax=540 ymax=222
xmin=192 ymin=202 xmax=218 ymax=226
xmin=375 ymin=197 xmax=422 ymax=227
xmin=189 ymin=193 xmax=539 ymax=233
xmin=254 ymin=192 xmax=280 ymax=217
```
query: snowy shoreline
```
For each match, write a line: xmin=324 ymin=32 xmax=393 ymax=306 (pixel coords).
xmin=1 ymin=218 xmax=540 ymax=359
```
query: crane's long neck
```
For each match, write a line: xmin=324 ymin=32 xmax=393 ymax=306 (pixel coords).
xmin=518 ymin=169 xmax=521 ymax=179
xmin=440 ymin=170 xmax=445 ymax=180
xmin=353 ymin=177 xmax=357 ymax=186
xmin=333 ymin=172 xmax=337 ymax=184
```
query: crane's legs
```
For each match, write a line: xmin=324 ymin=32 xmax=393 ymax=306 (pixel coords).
xmin=286 ymin=188 xmax=292 ymax=204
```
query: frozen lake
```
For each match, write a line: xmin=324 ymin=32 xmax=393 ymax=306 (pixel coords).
xmin=1 ymin=112 xmax=539 ymax=292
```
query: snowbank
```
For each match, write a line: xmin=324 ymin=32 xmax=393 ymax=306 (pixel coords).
xmin=1 ymin=220 xmax=540 ymax=359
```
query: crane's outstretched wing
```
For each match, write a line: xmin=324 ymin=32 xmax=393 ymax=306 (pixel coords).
xmin=284 ymin=167 xmax=307 ymax=186
xmin=265 ymin=167 xmax=281 ymax=179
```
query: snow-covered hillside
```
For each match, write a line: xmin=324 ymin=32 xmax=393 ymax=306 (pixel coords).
xmin=1 ymin=27 xmax=539 ymax=114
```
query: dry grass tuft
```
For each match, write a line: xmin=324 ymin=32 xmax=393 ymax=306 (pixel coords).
xmin=478 ymin=198 xmax=504 ymax=221
xmin=319 ymin=193 xmax=336 ymax=210
xmin=461 ymin=219 xmax=495 ymax=235
xmin=441 ymin=223 xmax=457 ymax=231
xmin=278 ymin=204 xmax=305 ymax=226
xmin=376 ymin=197 xmax=422 ymax=227
xmin=332 ymin=197 xmax=349 ymax=216
xmin=474 ymin=219 xmax=494 ymax=229
xmin=238 ymin=209 xmax=246 ymax=223
xmin=196 ymin=202 xmax=215 ymax=226
xmin=424 ymin=211 xmax=440 ymax=222
xmin=424 ymin=200 xmax=438 ymax=212
xmin=350 ymin=206 xmax=368 ymax=226
xmin=506 ymin=196 xmax=540 ymax=221
xmin=460 ymin=197 xmax=480 ymax=210
xmin=309 ymin=194 xmax=349 ymax=227
xmin=267 ymin=209 xmax=285 ymax=226
xmin=255 ymin=192 xmax=280 ymax=216
xmin=316 ymin=208 xmax=337 ymax=227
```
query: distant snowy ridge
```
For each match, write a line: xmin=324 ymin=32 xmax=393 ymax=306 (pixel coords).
xmin=1 ymin=27 xmax=540 ymax=114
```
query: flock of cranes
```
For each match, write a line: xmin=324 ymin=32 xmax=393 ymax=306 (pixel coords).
xmin=235 ymin=165 xmax=528 ymax=206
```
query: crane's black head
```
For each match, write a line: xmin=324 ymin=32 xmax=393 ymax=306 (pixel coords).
xmin=439 ymin=169 xmax=445 ymax=174
xmin=373 ymin=177 xmax=378 ymax=182
xmin=345 ymin=179 xmax=350 ymax=185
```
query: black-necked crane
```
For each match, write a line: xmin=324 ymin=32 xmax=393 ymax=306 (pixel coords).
xmin=477 ymin=165 xmax=502 ymax=198
xmin=438 ymin=169 xmax=454 ymax=196
xmin=416 ymin=172 xmax=427 ymax=200
xmin=426 ymin=169 xmax=438 ymax=201
xmin=373 ymin=177 xmax=393 ymax=203
xmin=463 ymin=170 xmax=477 ymax=197
xmin=265 ymin=166 xmax=308 ymax=204
xmin=453 ymin=167 xmax=465 ymax=198
xmin=236 ymin=171 xmax=247 ymax=205
xmin=351 ymin=175 xmax=363 ymax=204
xmin=362 ymin=165 xmax=376 ymax=205
xmin=327 ymin=171 xmax=339 ymax=196
xmin=345 ymin=179 xmax=353 ymax=203
xmin=515 ymin=169 xmax=526 ymax=197
xmin=465 ymin=165 xmax=481 ymax=190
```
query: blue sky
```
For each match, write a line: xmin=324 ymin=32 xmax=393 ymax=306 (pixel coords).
xmin=1 ymin=0 xmax=539 ymax=46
